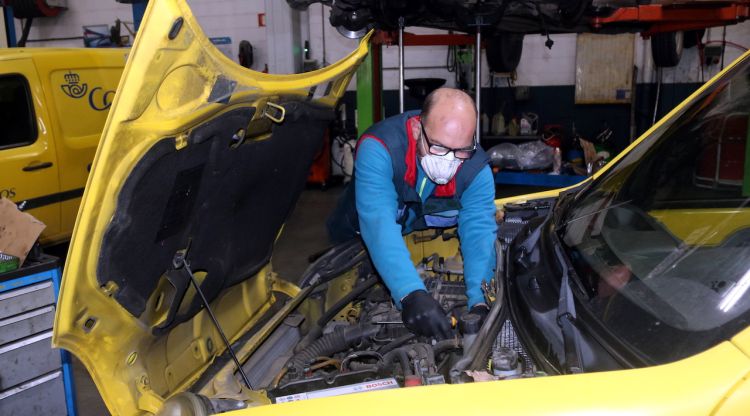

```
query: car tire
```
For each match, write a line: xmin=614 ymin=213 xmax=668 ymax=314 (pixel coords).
xmin=239 ymin=40 xmax=254 ymax=68
xmin=8 ymin=0 xmax=43 ymax=18
xmin=559 ymin=0 xmax=591 ymax=27
xmin=683 ymin=29 xmax=705 ymax=49
xmin=486 ymin=33 xmax=524 ymax=73
xmin=651 ymin=31 xmax=683 ymax=68
xmin=286 ymin=0 xmax=317 ymax=10
xmin=7 ymin=0 xmax=62 ymax=18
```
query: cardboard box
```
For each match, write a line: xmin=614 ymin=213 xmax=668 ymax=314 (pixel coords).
xmin=0 ymin=198 xmax=46 ymax=265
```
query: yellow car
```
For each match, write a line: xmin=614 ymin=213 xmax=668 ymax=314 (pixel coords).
xmin=0 ymin=47 xmax=125 ymax=244
xmin=53 ymin=0 xmax=750 ymax=415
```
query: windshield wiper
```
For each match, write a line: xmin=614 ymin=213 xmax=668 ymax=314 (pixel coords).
xmin=553 ymin=244 xmax=584 ymax=374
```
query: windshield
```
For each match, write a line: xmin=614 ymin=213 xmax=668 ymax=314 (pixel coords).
xmin=560 ymin=55 xmax=750 ymax=364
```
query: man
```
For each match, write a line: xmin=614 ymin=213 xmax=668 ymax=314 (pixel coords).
xmin=329 ymin=88 xmax=497 ymax=339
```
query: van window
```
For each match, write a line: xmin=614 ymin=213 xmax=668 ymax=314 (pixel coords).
xmin=0 ymin=75 xmax=37 ymax=149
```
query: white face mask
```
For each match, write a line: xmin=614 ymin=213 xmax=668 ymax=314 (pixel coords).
xmin=420 ymin=152 xmax=462 ymax=185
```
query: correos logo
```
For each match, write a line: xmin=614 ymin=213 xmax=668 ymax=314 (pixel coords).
xmin=61 ymin=72 xmax=87 ymax=98
xmin=60 ymin=71 xmax=115 ymax=111
xmin=0 ymin=188 xmax=17 ymax=199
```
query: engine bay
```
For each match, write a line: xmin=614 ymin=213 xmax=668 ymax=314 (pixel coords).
xmin=237 ymin=242 xmax=538 ymax=404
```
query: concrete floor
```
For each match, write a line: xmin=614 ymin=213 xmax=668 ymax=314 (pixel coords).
xmin=272 ymin=186 xmax=345 ymax=282
xmin=69 ymin=182 xmax=537 ymax=414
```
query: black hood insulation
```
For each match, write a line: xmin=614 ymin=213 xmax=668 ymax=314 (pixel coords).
xmin=97 ymin=102 xmax=334 ymax=333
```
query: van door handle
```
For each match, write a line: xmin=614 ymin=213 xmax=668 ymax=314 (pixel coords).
xmin=23 ymin=162 xmax=53 ymax=172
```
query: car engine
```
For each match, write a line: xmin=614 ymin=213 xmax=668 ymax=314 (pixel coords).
xmin=241 ymin=246 xmax=538 ymax=403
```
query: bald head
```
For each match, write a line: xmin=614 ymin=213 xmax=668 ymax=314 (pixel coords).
xmin=420 ymin=88 xmax=477 ymax=150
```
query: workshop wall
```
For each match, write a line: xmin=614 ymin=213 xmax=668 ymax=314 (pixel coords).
xmin=188 ymin=0 xmax=267 ymax=71
xmin=12 ymin=0 xmax=269 ymax=71
xmin=308 ymin=0 xmax=748 ymax=152
xmin=338 ymin=81 xmax=701 ymax=154
xmin=13 ymin=2 xmax=747 ymax=148
xmin=309 ymin=6 xmax=748 ymax=90
xmin=12 ymin=0 xmax=131 ymax=47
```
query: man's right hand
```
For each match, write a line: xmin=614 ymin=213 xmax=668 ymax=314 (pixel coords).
xmin=401 ymin=290 xmax=452 ymax=340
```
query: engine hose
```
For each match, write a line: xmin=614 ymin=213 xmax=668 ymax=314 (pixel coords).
xmin=348 ymin=347 xmax=422 ymax=379
xmin=287 ymin=325 xmax=379 ymax=376
xmin=449 ymin=241 xmax=506 ymax=381
xmin=341 ymin=351 xmax=384 ymax=371
xmin=377 ymin=334 xmax=415 ymax=354
xmin=433 ymin=338 xmax=463 ymax=357
xmin=296 ymin=276 xmax=379 ymax=352
xmin=382 ymin=348 xmax=412 ymax=377
xmin=299 ymin=239 xmax=366 ymax=287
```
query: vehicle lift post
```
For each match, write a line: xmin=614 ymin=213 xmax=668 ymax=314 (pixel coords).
xmin=398 ymin=16 xmax=405 ymax=113
xmin=364 ymin=29 xmax=479 ymax=136
xmin=474 ymin=21 xmax=481 ymax=144
xmin=386 ymin=18 xmax=483 ymax=140
xmin=356 ymin=39 xmax=383 ymax=137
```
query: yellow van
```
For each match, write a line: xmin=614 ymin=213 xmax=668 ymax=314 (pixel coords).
xmin=0 ymin=48 xmax=126 ymax=244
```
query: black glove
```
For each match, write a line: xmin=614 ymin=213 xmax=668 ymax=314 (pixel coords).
xmin=469 ymin=303 xmax=490 ymax=327
xmin=401 ymin=290 xmax=451 ymax=340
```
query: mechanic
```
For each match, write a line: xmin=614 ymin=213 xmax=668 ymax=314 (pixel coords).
xmin=328 ymin=88 xmax=497 ymax=340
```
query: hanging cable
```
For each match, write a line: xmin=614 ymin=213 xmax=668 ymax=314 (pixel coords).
xmin=652 ymin=67 xmax=662 ymax=126
xmin=321 ymin=3 xmax=328 ymax=66
xmin=698 ymin=37 xmax=705 ymax=84
xmin=398 ymin=16 xmax=405 ymax=113
xmin=720 ymin=25 xmax=727 ymax=71
xmin=533 ymin=2 xmax=554 ymax=49
xmin=17 ymin=18 xmax=33 ymax=47
xmin=704 ymin=40 xmax=748 ymax=51
xmin=446 ymin=44 xmax=456 ymax=72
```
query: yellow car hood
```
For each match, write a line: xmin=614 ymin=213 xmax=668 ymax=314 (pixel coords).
xmin=52 ymin=0 xmax=369 ymax=414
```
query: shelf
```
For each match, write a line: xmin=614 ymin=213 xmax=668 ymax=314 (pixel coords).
xmin=482 ymin=135 xmax=542 ymax=141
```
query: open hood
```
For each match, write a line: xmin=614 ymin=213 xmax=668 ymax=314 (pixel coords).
xmin=52 ymin=0 xmax=369 ymax=414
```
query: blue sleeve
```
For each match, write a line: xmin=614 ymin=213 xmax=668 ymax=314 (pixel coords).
xmin=458 ymin=165 xmax=498 ymax=308
xmin=355 ymin=138 xmax=426 ymax=308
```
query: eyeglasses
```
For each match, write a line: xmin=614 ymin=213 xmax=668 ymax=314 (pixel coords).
xmin=420 ymin=120 xmax=476 ymax=160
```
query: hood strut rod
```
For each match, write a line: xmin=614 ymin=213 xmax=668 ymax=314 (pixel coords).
xmin=176 ymin=256 xmax=254 ymax=390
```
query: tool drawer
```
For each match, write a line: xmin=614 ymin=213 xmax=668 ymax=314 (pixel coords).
xmin=0 ymin=280 xmax=55 ymax=319
xmin=0 ymin=255 xmax=76 ymax=415
xmin=0 ymin=370 xmax=67 ymax=416
xmin=0 ymin=304 xmax=55 ymax=345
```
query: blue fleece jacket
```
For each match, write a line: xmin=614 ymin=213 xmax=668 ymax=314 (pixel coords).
xmin=355 ymin=137 xmax=497 ymax=309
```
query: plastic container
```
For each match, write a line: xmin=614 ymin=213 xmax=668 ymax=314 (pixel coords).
xmin=491 ymin=112 xmax=506 ymax=135
xmin=0 ymin=253 xmax=19 ymax=273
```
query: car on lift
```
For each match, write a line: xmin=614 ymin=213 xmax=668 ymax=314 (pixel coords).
xmin=53 ymin=0 xmax=750 ymax=415
xmin=289 ymin=0 xmax=750 ymax=71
